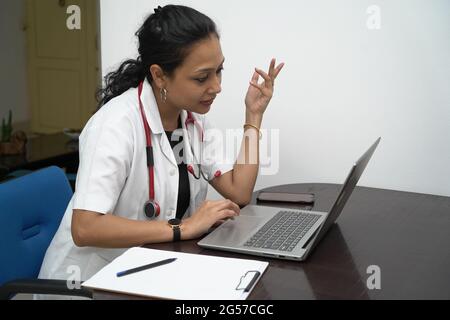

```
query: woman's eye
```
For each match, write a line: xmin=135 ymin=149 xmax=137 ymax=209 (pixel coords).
xmin=195 ymin=68 xmax=223 ymax=83
xmin=196 ymin=77 xmax=208 ymax=83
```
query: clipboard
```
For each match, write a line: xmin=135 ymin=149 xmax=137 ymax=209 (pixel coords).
xmin=83 ymin=247 xmax=268 ymax=300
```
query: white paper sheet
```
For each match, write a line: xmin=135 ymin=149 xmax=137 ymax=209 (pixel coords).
xmin=83 ymin=247 xmax=268 ymax=300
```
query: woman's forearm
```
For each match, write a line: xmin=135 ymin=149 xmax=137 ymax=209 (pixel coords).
xmin=71 ymin=210 xmax=174 ymax=248
xmin=231 ymin=112 xmax=263 ymax=204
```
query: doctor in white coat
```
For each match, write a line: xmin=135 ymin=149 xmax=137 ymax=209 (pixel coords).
xmin=38 ymin=4 xmax=284 ymax=289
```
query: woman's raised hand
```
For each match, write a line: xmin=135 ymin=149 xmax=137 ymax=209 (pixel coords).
xmin=245 ymin=58 xmax=285 ymax=116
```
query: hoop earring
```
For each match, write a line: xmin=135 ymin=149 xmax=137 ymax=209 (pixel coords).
xmin=160 ymin=88 xmax=168 ymax=103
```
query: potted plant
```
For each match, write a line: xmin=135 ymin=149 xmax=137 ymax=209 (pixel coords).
xmin=0 ymin=110 xmax=27 ymax=156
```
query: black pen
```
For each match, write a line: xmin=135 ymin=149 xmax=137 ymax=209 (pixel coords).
xmin=116 ymin=258 xmax=177 ymax=277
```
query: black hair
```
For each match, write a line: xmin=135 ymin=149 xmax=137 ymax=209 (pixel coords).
xmin=96 ymin=5 xmax=219 ymax=109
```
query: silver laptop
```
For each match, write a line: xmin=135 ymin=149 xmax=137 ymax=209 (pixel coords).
xmin=198 ymin=138 xmax=381 ymax=261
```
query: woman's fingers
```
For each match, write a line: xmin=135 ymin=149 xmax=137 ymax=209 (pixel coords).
xmin=255 ymin=59 xmax=285 ymax=85
xmin=273 ymin=63 xmax=285 ymax=79
xmin=268 ymin=58 xmax=276 ymax=79
xmin=249 ymin=81 xmax=264 ymax=92
xmin=255 ymin=68 xmax=272 ymax=88
xmin=218 ymin=209 xmax=239 ymax=221
xmin=212 ymin=220 xmax=226 ymax=228
xmin=249 ymin=70 xmax=264 ymax=91
xmin=214 ymin=199 xmax=240 ymax=214
xmin=251 ymin=71 xmax=259 ymax=83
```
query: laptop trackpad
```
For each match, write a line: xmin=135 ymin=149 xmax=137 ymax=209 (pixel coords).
xmin=204 ymin=216 xmax=263 ymax=246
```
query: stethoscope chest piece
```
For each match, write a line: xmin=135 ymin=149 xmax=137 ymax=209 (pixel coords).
xmin=144 ymin=200 xmax=160 ymax=219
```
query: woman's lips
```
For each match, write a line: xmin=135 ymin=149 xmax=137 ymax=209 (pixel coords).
xmin=200 ymin=98 xmax=215 ymax=106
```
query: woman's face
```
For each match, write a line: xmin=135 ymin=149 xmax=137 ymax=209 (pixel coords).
xmin=165 ymin=35 xmax=225 ymax=114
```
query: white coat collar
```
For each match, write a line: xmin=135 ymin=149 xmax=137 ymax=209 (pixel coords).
xmin=140 ymin=78 xmax=201 ymax=137
xmin=140 ymin=78 xmax=165 ymax=135
xmin=140 ymin=78 xmax=196 ymax=167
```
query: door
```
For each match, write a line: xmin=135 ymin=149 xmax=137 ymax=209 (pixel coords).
xmin=26 ymin=0 xmax=100 ymax=133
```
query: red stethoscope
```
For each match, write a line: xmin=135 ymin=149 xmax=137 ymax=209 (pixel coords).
xmin=138 ymin=82 xmax=222 ymax=218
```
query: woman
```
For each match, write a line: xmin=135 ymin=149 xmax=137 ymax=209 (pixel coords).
xmin=38 ymin=5 xmax=283 ymax=287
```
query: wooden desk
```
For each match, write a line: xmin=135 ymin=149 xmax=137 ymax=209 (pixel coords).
xmin=0 ymin=132 xmax=78 ymax=179
xmin=93 ymin=184 xmax=450 ymax=300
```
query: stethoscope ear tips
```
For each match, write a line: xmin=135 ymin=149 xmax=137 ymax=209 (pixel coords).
xmin=144 ymin=201 xmax=160 ymax=219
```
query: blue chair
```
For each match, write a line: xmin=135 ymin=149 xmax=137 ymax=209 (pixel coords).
xmin=0 ymin=166 xmax=92 ymax=299
xmin=3 ymin=169 xmax=77 ymax=192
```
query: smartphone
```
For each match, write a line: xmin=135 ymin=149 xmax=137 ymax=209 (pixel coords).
xmin=256 ymin=192 xmax=315 ymax=204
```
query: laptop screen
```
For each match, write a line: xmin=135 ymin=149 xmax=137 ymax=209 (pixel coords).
xmin=305 ymin=138 xmax=381 ymax=251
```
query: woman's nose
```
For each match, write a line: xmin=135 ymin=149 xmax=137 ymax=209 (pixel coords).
xmin=208 ymin=75 xmax=222 ymax=95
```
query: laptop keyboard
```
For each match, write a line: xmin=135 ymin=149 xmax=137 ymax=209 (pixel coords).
xmin=244 ymin=210 xmax=321 ymax=252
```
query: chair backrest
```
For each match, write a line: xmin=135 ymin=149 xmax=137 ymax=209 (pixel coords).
xmin=0 ymin=167 xmax=73 ymax=286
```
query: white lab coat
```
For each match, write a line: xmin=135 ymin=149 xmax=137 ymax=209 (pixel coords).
xmin=38 ymin=79 xmax=234 ymax=287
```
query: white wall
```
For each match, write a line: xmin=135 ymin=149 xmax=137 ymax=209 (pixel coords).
xmin=100 ymin=0 xmax=450 ymax=197
xmin=0 ymin=0 xmax=29 ymax=126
